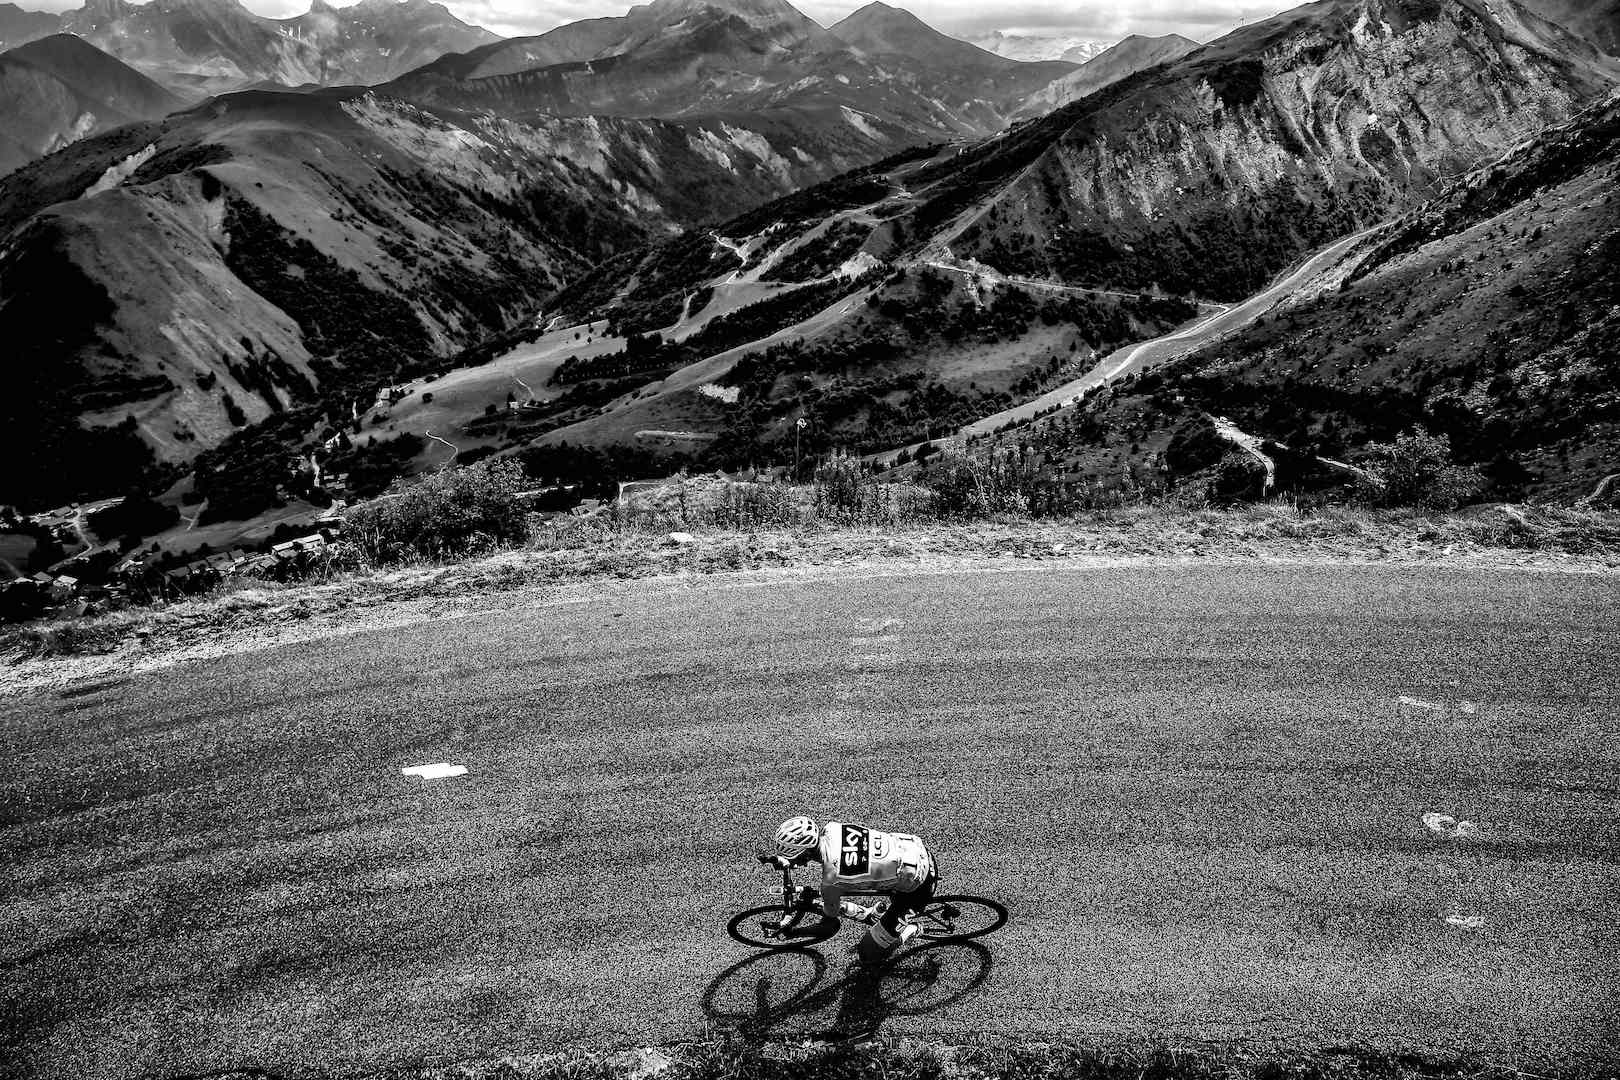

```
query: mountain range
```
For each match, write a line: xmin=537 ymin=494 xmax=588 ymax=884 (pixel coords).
xmin=523 ymin=0 xmax=1618 ymax=468
xmin=1 ymin=0 xmax=499 ymax=97
xmin=966 ymin=31 xmax=1110 ymax=64
xmin=2 ymin=0 xmax=1619 ymax=520
xmin=0 ymin=2 xmax=56 ymax=49
xmin=384 ymin=0 xmax=1076 ymax=139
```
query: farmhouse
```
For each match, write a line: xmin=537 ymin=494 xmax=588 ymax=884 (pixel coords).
xmin=272 ymin=535 xmax=328 ymax=560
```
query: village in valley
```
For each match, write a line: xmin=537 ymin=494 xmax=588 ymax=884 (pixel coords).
xmin=0 ymin=497 xmax=344 ymax=623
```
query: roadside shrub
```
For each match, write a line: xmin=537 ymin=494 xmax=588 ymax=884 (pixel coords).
xmin=0 ymin=617 xmax=127 ymax=658
xmin=1163 ymin=418 xmax=1227 ymax=475
xmin=1355 ymin=430 xmax=1482 ymax=510
xmin=919 ymin=449 xmax=1037 ymax=518
xmin=919 ymin=451 xmax=984 ymax=518
xmin=814 ymin=451 xmax=876 ymax=519
xmin=343 ymin=459 xmax=529 ymax=563
xmin=708 ymin=482 xmax=799 ymax=531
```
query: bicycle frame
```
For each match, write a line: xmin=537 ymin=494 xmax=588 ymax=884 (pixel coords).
xmin=760 ymin=857 xmax=936 ymax=929
xmin=733 ymin=856 xmax=1002 ymax=950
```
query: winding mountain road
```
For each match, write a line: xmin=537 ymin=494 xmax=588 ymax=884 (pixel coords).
xmin=961 ymin=228 xmax=1379 ymax=437
xmin=3 ymin=562 xmax=1617 ymax=1080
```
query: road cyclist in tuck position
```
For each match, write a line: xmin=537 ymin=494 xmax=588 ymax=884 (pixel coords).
xmin=763 ymin=816 xmax=938 ymax=963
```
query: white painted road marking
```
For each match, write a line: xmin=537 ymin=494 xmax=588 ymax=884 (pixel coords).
xmin=402 ymin=763 xmax=468 ymax=779
xmin=1423 ymin=813 xmax=1478 ymax=839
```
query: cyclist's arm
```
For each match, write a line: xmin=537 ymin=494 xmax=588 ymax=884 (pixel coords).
xmin=817 ymin=881 xmax=845 ymax=923
xmin=775 ymin=869 xmax=843 ymax=938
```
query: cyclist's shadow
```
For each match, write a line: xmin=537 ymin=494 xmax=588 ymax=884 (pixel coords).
xmin=700 ymin=939 xmax=995 ymax=1042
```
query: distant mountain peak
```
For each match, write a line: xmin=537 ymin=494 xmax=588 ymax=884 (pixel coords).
xmin=829 ymin=0 xmax=1032 ymax=67
xmin=847 ymin=1 xmax=917 ymax=18
xmin=633 ymin=0 xmax=810 ymax=25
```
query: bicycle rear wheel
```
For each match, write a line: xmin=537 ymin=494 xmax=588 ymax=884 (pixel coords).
xmin=912 ymin=894 xmax=1007 ymax=941
xmin=727 ymin=904 xmax=826 ymax=949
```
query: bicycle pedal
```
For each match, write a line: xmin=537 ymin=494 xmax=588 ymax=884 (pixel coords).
xmin=941 ymin=904 xmax=961 ymax=919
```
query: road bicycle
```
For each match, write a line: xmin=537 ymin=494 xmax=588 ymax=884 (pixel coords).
xmin=727 ymin=854 xmax=1007 ymax=949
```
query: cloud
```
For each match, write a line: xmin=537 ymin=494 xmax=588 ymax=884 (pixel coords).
xmin=15 ymin=0 xmax=1297 ymax=44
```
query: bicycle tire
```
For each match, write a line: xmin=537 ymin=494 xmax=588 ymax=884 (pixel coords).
xmin=726 ymin=904 xmax=827 ymax=949
xmin=913 ymin=894 xmax=1007 ymax=941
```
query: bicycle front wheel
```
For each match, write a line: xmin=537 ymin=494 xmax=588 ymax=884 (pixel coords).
xmin=727 ymin=904 xmax=823 ymax=949
xmin=913 ymin=894 xmax=1007 ymax=941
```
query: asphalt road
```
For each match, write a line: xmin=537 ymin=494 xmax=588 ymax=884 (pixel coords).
xmin=3 ymin=564 xmax=1618 ymax=1079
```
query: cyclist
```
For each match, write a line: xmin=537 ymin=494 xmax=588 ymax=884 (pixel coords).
xmin=766 ymin=816 xmax=938 ymax=962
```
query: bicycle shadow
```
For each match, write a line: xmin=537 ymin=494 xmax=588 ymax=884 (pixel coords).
xmin=700 ymin=939 xmax=994 ymax=1042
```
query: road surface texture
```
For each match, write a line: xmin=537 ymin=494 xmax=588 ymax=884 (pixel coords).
xmin=3 ymin=564 xmax=1617 ymax=1079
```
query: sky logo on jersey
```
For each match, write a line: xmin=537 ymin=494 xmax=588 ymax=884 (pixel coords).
xmin=841 ymin=825 xmax=870 ymax=875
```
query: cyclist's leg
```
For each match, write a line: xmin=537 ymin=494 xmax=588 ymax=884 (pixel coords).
xmin=879 ymin=873 xmax=937 ymax=935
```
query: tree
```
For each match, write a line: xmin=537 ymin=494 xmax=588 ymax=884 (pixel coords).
xmin=1355 ymin=430 xmax=1482 ymax=510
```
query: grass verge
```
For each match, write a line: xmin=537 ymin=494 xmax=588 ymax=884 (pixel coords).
xmin=392 ymin=1036 xmax=1566 ymax=1080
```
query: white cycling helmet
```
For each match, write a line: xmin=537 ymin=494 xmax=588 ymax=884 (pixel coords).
xmin=773 ymin=816 xmax=820 ymax=858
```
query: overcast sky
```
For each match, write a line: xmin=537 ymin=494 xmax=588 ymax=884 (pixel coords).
xmin=22 ymin=0 xmax=1297 ymax=43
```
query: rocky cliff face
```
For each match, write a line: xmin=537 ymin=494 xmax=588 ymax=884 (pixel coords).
xmin=1037 ymin=86 xmax=1620 ymax=500
xmin=940 ymin=0 xmax=1619 ymax=300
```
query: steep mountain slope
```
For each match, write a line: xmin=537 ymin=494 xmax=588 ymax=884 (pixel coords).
xmin=1014 ymin=34 xmax=1201 ymax=119
xmin=0 ymin=88 xmax=918 ymax=510
xmin=519 ymin=0 xmax=1616 ymax=468
xmin=927 ymin=0 xmax=1619 ymax=302
xmin=0 ymin=2 xmax=56 ymax=50
xmin=388 ymin=0 xmax=1074 ymax=140
xmin=1519 ymin=0 xmax=1620 ymax=55
xmin=1006 ymin=87 xmax=1620 ymax=501
xmin=55 ymin=0 xmax=497 ymax=96
xmin=0 ymin=34 xmax=182 ymax=175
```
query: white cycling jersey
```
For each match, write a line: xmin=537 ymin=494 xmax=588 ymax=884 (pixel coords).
xmin=816 ymin=821 xmax=934 ymax=895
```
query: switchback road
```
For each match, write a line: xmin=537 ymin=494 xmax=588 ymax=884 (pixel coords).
xmin=961 ymin=229 xmax=1378 ymax=438
xmin=2 ymin=564 xmax=1617 ymax=1079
